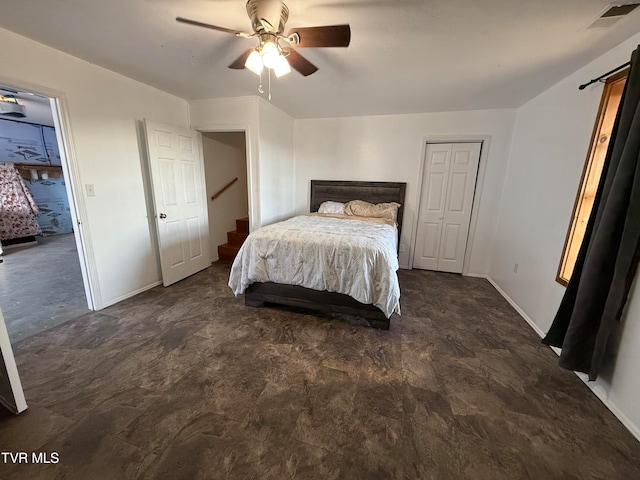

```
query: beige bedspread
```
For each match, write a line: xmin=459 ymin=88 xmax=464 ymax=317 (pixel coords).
xmin=228 ymin=214 xmax=400 ymax=317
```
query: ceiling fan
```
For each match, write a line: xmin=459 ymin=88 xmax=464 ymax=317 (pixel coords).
xmin=176 ymin=0 xmax=351 ymax=77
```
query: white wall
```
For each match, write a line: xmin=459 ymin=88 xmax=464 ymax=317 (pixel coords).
xmin=492 ymin=33 xmax=640 ymax=439
xmin=189 ymin=96 xmax=295 ymax=229
xmin=294 ymin=110 xmax=516 ymax=270
xmin=202 ymin=132 xmax=248 ymax=260
xmin=0 ymin=27 xmax=190 ymax=309
xmin=257 ymin=97 xmax=295 ymax=225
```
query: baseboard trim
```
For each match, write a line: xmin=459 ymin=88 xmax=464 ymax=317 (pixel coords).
xmin=483 ymin=276 xmax=546 ymax=338
xmin=99 ymin=281 xmax=162 ymax=310
xmin=586 ymin=386 xmax=640 ymax=442
xmin=481 ymin=274 xmax=640 ymax=443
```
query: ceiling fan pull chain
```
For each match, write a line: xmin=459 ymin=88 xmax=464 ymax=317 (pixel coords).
xmin=258 ymin=69 xmax=264 ymax=94
xmin=268 ymin=69 xmax=272 ymax=101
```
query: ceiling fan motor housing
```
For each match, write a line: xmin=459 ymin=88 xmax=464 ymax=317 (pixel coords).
xmin=246 ymin=0 xmax=289 ymax=34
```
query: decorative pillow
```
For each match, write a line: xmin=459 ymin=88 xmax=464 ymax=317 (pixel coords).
xmin=344 ymin=200 xmax=401 ymax=222
xmin=318 ymin=201 xmax=346 ymax=214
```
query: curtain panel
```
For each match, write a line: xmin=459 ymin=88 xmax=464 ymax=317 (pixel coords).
xmin=543 ymin=46 xmax=640 ymax=381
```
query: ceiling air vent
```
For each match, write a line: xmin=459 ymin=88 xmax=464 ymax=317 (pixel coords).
xmin=588 ymin=3 xmax=640 ymax=29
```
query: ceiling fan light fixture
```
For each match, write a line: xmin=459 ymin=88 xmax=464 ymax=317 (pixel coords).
xmin=273 ymin=54 xmax=291 ymax=77
xmin=261 ymin=40 xmax=280 ymax=69
xmin=245 ymin=49 xmax=264 ymax=75
xmin=178 ymin=1 xmax=351 ymax=79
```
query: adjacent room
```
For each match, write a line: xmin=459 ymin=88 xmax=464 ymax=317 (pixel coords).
xmin=1 ymin=1 xmax=640 ymax=478
xmin=0 ymin=91 xmax=90 ymax=342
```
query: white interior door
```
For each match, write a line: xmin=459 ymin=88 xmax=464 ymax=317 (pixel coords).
xmin=0 ymin=306 xmax=27 ymax=414
xmin=413 ymin=144 xmax=451 ymax=271
xmin=414 ymin=142 xmax=481 ymax=273
xmin=144 ymin=119 xmax=210 ymax=286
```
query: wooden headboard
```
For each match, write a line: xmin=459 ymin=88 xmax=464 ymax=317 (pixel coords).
xmin=310 ymin=180 xmax=407 ymax=239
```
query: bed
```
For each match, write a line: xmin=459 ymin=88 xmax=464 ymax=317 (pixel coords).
xmin=229 ymin=180 xmax=407 ymax=329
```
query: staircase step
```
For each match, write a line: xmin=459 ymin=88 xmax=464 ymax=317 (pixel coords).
xmin=218 ymin=243 xmax=240 ymax=262
xmin=236 ymin=217 xmax=249 ymax=234
xmin=218 ymin=217 xmax=249 ymax=262
xmin=227 ymin=230 xmax=248 ymax=247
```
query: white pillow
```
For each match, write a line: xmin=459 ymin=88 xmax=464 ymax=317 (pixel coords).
xmin=318 ymin=201 xmax=346 ymax=214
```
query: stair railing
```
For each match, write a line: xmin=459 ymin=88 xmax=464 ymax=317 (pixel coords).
xmin=211 ymin=177 xmax=238 ymax=201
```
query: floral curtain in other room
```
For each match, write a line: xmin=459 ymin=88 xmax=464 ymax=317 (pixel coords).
xmin=0 ymin=162 xmax=42 ymax=240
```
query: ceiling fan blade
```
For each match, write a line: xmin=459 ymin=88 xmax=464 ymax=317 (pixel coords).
xmin=176 ymin=17 xmax=249 ymax=36
xmin=283 ymin=48 xmax=318 ymax=76
xmin=287 ymin=25 xmax=351 ymax=48
xmin=228 ymin=48 xmax=255 ymax=69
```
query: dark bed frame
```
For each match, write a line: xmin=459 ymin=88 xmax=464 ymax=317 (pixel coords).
xmin=244 ymin=180 xmax=407 ymax=330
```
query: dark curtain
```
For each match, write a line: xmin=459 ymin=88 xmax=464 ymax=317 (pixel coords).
xmin=543 ymin=45 xmax=640 ymax=381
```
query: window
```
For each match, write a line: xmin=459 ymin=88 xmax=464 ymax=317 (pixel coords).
xmin=557 ymin=69 xmax=628 ymax=286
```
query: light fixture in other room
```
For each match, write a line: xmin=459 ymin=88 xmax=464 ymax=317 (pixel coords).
xmin=0 ymin=95 xmax=26 ymax=117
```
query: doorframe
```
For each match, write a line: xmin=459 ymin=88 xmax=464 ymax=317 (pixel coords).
xmin=410 ymin=135 xmax=491 ymax=275
xmin=0 ymin=305 xmax=27 ymax=413
xmin=193 ymin=124 xmax=255 ymax=232
xmin=0 ymin=75 xmax=98 ymax=309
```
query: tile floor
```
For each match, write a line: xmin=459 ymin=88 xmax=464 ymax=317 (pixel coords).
xmin=0 ymin=262 xmax=639 ymax=479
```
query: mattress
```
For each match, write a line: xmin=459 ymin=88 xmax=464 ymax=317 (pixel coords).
xmin=228 ymin=214 xmax=401 ymax=317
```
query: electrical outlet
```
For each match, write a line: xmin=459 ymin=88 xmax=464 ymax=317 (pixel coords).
xmin=399 ymin=244 xmax=405 ymax=253
xmin=513 ymin=263 xmax=519 ymax=273
xmin=85 ymin=184 xmax=95 ymax=197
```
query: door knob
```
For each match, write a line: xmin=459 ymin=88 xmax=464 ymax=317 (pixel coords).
xmin=159 ymin=213 xmax=167 ymax=219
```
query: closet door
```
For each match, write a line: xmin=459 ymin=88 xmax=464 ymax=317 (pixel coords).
xmin=414 ymin=142 xmax=481 ymax=273
xmin=413 ymin=144 xmax=451 ymax=270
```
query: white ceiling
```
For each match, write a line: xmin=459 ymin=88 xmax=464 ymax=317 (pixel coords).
xmin=1 ymin=0 xmax=639 ymax=118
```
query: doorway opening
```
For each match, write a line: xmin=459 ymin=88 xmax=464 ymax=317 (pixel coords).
xmin=200 ymin=131 xmax=249 ymax=264
xmin=142 ymin=122 xmax=251 ymax=288
xmin=0 ymin=83 xmax=93 ymax=342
